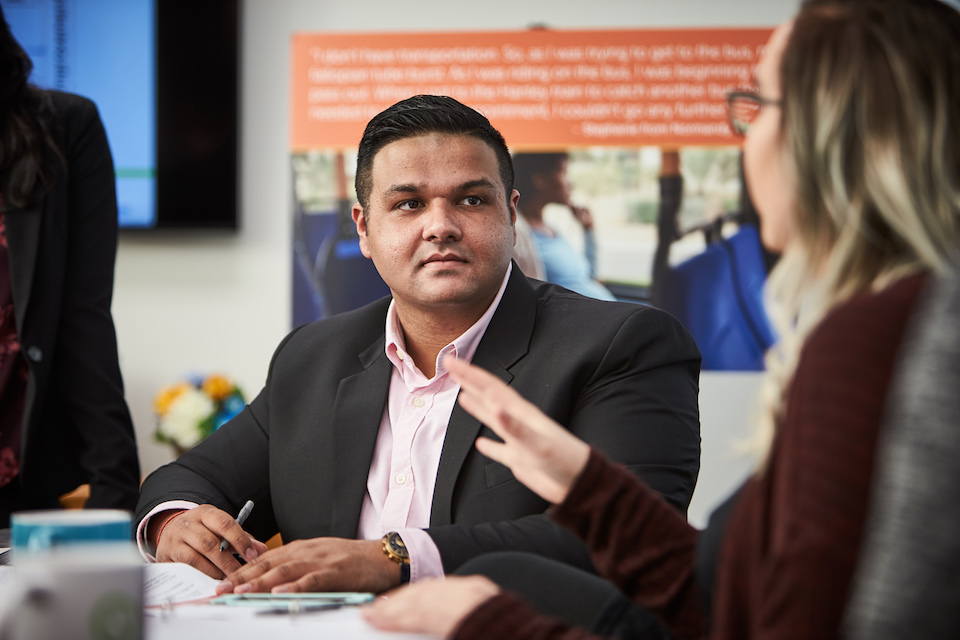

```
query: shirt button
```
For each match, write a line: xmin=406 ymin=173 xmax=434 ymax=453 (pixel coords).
xmin=412 ymin=397 xmax=424 ymax=408
xmin=26 ymin=346 xmax=43 ymax=363
xmin=395 ymin=473 xmax=407 ymax=485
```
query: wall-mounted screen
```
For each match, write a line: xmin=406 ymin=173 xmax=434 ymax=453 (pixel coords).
xmin=2 ymin=0 xmax=238 ymax=230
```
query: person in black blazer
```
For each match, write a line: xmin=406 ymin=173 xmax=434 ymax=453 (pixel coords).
xmin=136 ymin=96 xmax=701 ymax=597
xmin=0 ymin=8 xmax=140 ymax=526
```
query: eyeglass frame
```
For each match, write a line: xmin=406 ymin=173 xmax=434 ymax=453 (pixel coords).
xmin=726 ymin=90 xmax=782 ymax=137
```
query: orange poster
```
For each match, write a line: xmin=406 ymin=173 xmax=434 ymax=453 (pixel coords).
xmin=291 ymin=28 xmax=772 ymax=150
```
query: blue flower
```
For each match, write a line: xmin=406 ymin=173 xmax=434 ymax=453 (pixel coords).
xmin=213 ymin=411 xmax=232 ymax=431
xmin=186 ymin=372 xmax=205 ymax=387
xmin=222 ymin=393 xmax=246 ymax=417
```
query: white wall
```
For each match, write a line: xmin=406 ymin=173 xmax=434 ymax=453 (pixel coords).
xmin=112 ymin=0 xmax=796 ymax=522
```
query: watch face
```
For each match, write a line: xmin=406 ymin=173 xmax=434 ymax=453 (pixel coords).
xmin=386 ymin=532 xmax=409 ymax=561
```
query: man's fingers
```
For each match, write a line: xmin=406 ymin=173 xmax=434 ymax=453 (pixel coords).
xmin=234 ymin=561 xmax=319 ymax=594
xmin=224 ymin=550 xmax=309 ymax=593
xmin=221 ymin=552 xmax=274 ymax=592
xmin=222 ymin=538 xmax=395 ymax=595
xmin=164 ymin=541 xmax=234 ymax=579
xmin=276 ymin=571 xmax=334 ymax=594
xmin=157 ymin=506 xmax=259 ymax=579
xmin=219 ymin=537 xmax=263 ymax=563
xmin=181 ymin=526 xmax=244 ymax=578
xmin=190 ymin=548 xmax=241 ymax=579
xmin=183 ymin=555 xmax=225 ymax=580
xmin=198 ymin=508 xmax=263 ymax=563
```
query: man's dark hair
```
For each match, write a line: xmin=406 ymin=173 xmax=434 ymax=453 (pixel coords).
xmin=511 ymin=152 xmax=568 ymax=201
xmin=355 ymin=95 xmax=514 ymax=211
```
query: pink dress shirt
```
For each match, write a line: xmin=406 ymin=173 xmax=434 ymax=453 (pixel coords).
xmin=356 ymin=264 xmax=511 ymax=581
xmin=138 ymin=264 xmax=513 ymax=583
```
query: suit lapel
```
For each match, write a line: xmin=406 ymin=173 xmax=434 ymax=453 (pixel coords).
xmin=328 ymin=338 xmax=392 ymax=538
xmin=430 ymin=266 xmax=536 ymax=526
xmin=4 ymin=204 xmax=43 ymax=334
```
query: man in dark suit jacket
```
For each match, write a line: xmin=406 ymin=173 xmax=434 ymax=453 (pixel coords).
xmin=135 ymin=95 xmax=701 ymax=596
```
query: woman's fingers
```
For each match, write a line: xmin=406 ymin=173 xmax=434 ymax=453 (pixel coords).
xmin=448 ymin=356 xmax=560 ymax=442
xmin=362 ymin=577 xmax=499 ymax=637
xmin=446 ymin=355 xmax=591 ymax=504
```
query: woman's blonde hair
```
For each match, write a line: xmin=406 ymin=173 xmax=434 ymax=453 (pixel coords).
xmin=753 ymin=0 xmax=960 ymax=462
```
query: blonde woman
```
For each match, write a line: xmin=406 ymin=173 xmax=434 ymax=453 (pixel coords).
xmin=363 ymin=0 xmax=960 ymax=638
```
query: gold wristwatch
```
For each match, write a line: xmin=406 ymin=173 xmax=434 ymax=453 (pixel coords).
xmin=381 ymin=531 xmax=411 ymax=584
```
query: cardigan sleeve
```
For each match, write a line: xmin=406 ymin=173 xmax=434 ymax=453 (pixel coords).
xmin=455 ymin=449 xmax=705 ymax=640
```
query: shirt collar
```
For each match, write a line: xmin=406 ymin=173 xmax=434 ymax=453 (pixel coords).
xmin=384 ymin=262 xmax=513 ymax=386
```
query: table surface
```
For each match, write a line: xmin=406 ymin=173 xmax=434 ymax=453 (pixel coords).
xmin=1 ymin=566 xmax=433 ymax=639
xmin=146 ymin=606 xmax=432 ymax=639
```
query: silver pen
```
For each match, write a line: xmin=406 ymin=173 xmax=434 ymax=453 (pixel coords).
xmin=256 ymin=603 xmax=344 ymax=617
xmin=220 ymin=499 xmax=254 ymax=552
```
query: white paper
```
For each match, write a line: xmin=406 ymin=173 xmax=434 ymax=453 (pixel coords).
xmin=143 ymin=562 xmax=222 ymax=607
xmin=145 ymin=607 xmax=434 ymax=639
xmin=145 ymin=603 xmax=262 ymax=620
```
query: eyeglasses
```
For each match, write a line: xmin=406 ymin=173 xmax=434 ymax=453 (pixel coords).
xmin=726 ymin=90 xmax=782 ymax=137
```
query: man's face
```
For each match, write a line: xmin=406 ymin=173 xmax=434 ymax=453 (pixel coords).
xmin=537 ymin=158 xmax=573 ymax=206
xmin=353 ymin=132 xmax=518 ymax=318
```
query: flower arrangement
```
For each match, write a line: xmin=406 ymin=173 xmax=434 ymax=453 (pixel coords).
xmin=153 ymin=373 xmax=246 ymax=452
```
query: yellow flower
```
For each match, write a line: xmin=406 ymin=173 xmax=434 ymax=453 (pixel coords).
xmin=202 ymin=374 xmax=234 ymax=401
xmin=153 ymin=382 xmax=192 ymax=416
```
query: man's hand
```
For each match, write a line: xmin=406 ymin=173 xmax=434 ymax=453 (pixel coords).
xmin=153 ymin=505 xmax=268 ymax=579
xmin=362 ymin=577 xmax=500 ymax=638
xmin=570 ymin=204 xmax=594 ymax=231
xmin=216 ymin=537 xmax=400 ymax=595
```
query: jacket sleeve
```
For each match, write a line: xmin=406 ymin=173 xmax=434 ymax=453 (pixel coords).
xmin=134 ymin=327 xmax=308 ymax=542
xmin=134 ymin=390 xmax=279 ymax=542
xmin=54 ymin=97 xmax=140 ymax=510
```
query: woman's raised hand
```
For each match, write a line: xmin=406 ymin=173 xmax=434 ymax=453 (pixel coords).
xmin=444 ymin=356 xmax=591 ymax=505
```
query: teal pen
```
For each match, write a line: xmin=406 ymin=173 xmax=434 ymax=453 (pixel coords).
xmin=220 ymin=499 xmax=254 ymax=552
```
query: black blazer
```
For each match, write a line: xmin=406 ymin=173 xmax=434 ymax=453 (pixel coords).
xmin=137 ymin=267 xmax=701 ymax=572
xmin=4 ymin=91 xmax=140 ymax=511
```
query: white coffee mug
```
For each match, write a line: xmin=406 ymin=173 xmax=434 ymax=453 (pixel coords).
xmin=0 ymin=543 xmax=144 ymax=640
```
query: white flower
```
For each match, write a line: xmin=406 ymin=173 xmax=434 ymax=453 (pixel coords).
xmin=157 ymin=387 xmax=215 ymax=449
